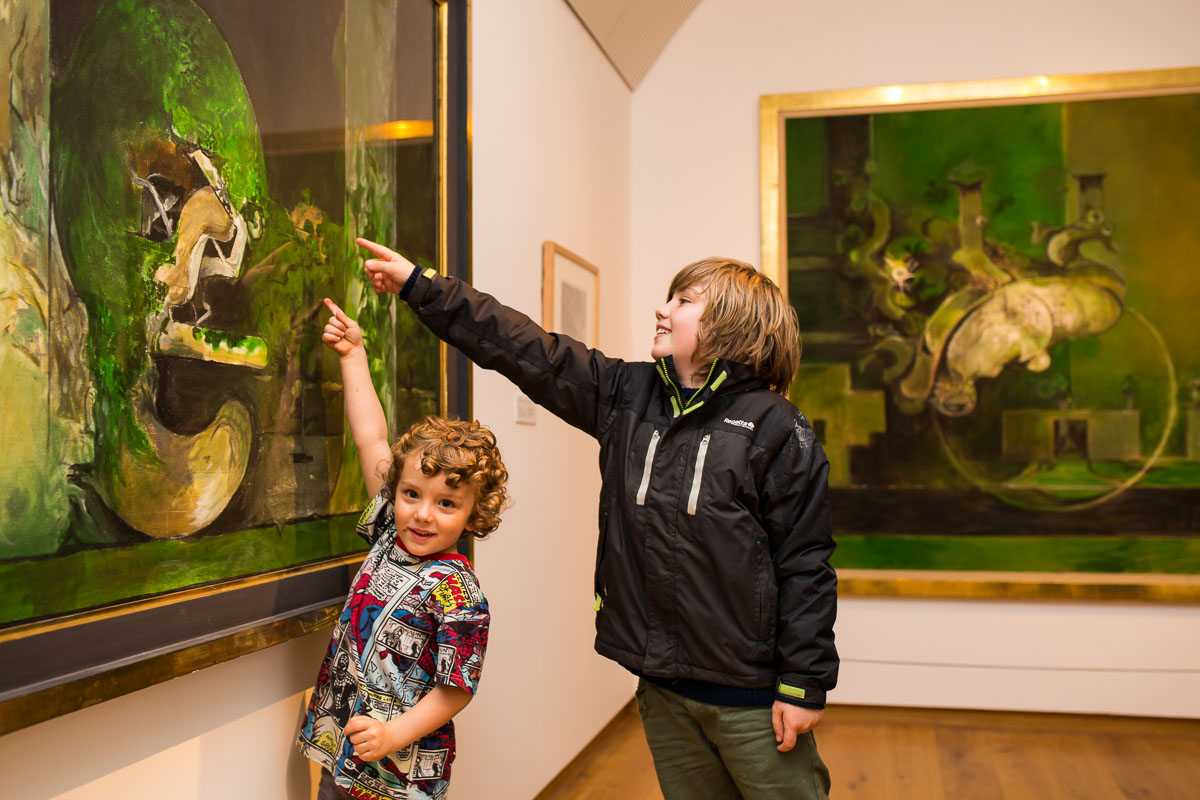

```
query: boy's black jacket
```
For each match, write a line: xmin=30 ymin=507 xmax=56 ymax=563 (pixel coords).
xmin=402 ymin=270 xmax=838 ymax=707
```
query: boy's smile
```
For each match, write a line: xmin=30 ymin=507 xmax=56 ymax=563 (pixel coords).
xmin=392 ymin=455 xmax=476 ymax=557
xmin=651 ymin=283 xmax=708 ymax=384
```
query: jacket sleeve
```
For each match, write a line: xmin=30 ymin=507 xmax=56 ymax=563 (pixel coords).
xmin=401 ymin=268 xmax=624 ymax=438
xmin=760 ymin=411 xmax=838 ymax=709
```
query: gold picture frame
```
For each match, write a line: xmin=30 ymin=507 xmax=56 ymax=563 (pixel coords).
xmin=0 ymin=0 xmax=471 ymax=736
xmin=542 ymin=241 xmax=601 ymax=348
xmin=759 ymin=67 xmax=1200 ymax=602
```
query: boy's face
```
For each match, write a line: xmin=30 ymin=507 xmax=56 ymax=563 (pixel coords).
xmin=392 ymin=455 xmax=476 ymax=557
xmin=651 ymin=282 xmax=707 ymax=371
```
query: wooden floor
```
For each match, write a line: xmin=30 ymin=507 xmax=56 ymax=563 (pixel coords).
xmin=535 ymin=702 xmax=1200 ymax=799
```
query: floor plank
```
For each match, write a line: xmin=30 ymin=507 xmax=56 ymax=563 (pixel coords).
xmin=983 ymin=729 xmax=1072 ymax=800
xmin=934 ymin=727 xmax=1005 ymax=800
xmin=535 ymin=702 xmax=662 ymax=800
xmin=535 ymin=702 xmax=1200 ymax=799
xmin=1042 ymin=733 xmax=1129 ymax=800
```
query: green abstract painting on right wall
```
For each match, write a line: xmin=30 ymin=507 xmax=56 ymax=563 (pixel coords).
xmin=779 ymin=86 xmax=1200 ymax=574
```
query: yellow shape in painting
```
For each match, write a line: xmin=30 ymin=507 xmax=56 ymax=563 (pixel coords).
xmin=1190 ymin=407 xmax=1200 ymax=461
xmin=103 ymin=379 xmax=252 ymax=538
xmin=1001 ymin=409 xmax=1141 ymax=463
xmin=790 ymin=364 xmax=886 ymax=486
xmin=156 ymin=322 xmax=268 ymax=370
xmin=0 ymin=341 xmax=69 ymax=557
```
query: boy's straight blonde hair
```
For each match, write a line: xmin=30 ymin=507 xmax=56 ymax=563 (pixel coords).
xmin=668 ymin=257 xmax=801 ymax=395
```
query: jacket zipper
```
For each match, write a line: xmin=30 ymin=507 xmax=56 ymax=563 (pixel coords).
xmin=635 ymin=430 xmax=660 ymax=506
xmin=686 ymin=434 xmax=711 ymax=515
xmin=658 ymin=358 xmax=720 ymax=419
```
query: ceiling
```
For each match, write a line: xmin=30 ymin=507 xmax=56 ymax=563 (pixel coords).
xmin=564 ymin=0 xmax=703 ymax=90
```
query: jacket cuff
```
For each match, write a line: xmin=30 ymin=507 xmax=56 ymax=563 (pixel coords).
xmin=399 ymin=266 xmax=435 ymax=301
xmin=775 ymin=679 xmax=826 ymax=709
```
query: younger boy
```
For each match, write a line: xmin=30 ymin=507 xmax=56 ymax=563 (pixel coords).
xmin=358 ymin=240 xmax=837 ymax=800
xmin=298 ymin=298 xmax=508 ymax=800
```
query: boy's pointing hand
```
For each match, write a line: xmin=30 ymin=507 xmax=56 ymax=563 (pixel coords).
xmin=322 ymin=298 xmax=364 ymax=357
xmin=357 ymin=237 xmax=417 ymax=295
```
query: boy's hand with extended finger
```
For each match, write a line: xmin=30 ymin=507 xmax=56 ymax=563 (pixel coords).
xmin=357 ymin=237 xmax=418 ymax=295
xmin=322 ymin=298 xmax=364 ymax=358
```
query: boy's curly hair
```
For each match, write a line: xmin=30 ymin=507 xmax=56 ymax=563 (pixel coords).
xmin=383 ymin=416 xmax=509 ymax=539
xmin=668 ymin=257 xmax=801 ymax=396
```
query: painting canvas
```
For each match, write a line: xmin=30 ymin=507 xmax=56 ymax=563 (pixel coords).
xmin=761 ymin=71 xmax=1200 ymax=581
xmin=0 ymin=0 xmax=455 ymax=727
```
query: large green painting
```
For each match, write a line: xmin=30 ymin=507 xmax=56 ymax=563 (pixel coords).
xmin=768 ymin=74 xmax=1200 ymax=575
xmin=0 ymin=0 xmax=441 ymax=627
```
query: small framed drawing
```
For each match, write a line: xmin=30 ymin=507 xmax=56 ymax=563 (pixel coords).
xmin=542 ymin=241 xmax=600 ymax=347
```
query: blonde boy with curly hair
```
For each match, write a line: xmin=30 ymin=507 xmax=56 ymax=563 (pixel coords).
xmin=297 ymin=299 xmax=508 ymax=800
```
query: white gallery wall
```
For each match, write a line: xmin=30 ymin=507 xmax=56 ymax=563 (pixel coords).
xmin=0 ymin=630 xmax=331 ymax=799
xmin=631 ymin=0 xmax=1200 ymax=717
xmin=451 ymin=0 xmax=635 ymax=797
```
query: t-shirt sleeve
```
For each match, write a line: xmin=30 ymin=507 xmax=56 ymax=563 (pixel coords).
xmin=355 ymin=491 xmax=395 ymax=546
xmin=424 ymin=567 xmax=490 ymax=695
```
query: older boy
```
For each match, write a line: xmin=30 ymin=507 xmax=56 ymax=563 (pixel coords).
xmin=358 ymin=240 xmax=836 ymax=799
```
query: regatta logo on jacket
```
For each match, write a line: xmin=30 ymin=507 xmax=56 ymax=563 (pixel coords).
xmin=724 ymin=418 xmax=755 ymax=431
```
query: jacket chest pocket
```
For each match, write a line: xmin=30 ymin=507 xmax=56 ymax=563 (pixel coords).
xmin=635 ymin=430 xmax=712 ymax=514
xmin=635 ymin=430 xmax=660 ymax=506
xmin=686 ymin=434 xmax=711 ymax=515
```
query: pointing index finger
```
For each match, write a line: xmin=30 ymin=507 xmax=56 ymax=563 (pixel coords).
xmin=355 ymin=237 xmax=399 ymax=261
xmin=323 ymin=297 xmax=349 ymax=323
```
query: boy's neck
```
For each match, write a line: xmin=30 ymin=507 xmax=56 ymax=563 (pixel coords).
xmin=674 ymin=357 xmax=711 ymax=389
xmin=394 ymin=536 xmax=471 ymax=564
xmin=667 ymin=356 xmax=693 ymax=388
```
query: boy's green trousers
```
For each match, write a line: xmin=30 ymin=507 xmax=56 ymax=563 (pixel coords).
xmin=635 ymin=680 xmax=831 ymax=800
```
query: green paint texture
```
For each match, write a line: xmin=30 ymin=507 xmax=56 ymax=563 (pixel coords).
xmin=52 ymin=0 xmax=266 ymax=475
xmin=783 ymin=92 xmax=1200 ymax=572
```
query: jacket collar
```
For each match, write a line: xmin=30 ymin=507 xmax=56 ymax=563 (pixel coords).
xmin=654 ymin=356 xmax=764 ymax=419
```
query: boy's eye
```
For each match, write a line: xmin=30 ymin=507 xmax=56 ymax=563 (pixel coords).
xmin=403 ymin=489 xmax=419 ymax=499
xmin=438 ymin=499 xmax=456 ymax=509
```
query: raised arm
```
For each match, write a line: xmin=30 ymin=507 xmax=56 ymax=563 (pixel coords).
xmin=322 ymin=298 xmax=392 ymax=498
xmin=356 ymin=237 xmax=626 ymax=438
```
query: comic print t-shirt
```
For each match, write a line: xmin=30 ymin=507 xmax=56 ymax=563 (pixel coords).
xmin=298 ymin=492 xmax=489 ymax=800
